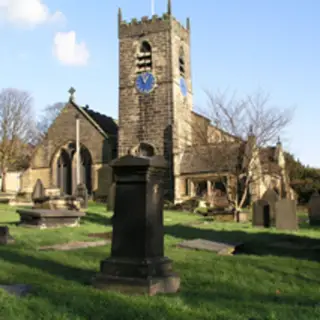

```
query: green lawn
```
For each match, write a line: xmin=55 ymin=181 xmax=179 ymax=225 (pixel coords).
xmin=0 ymin=203 xmax=320 ymax=320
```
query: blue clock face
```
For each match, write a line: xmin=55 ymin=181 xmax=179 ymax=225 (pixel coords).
xmin=136 ymin=72 xmax=156 ymax=94
xmin=180 ymin=77 xmax=187 ymax=97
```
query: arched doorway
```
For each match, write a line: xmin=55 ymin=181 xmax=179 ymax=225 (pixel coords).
xmin=80 ymin=147 xmax=92 ymax=195
xmin=57 ymin=149 xmax=72 ymax=195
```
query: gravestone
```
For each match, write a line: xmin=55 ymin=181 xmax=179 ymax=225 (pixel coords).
xmin=252 ymin=199 xmax=270 ymax=228
xmin=0 ymin=226 xmax=14 ymax=245
xmin=74 ymin=183 xmax=88 ymax=209
xmin=31 ymin=179 xmax=45 ymax=201
xmin=308 ymin=191 xmax=320 ymax=226
xmin=261 ymin=188 xmax=279 ymax=225
xmin=275 ymin=199 xmax=298 ymax=231
xmin=93 ymin=154 xmax=180 ymax=296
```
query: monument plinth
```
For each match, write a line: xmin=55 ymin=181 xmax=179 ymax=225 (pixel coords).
xmin=93 ymin=154 xmax=180 ymax=296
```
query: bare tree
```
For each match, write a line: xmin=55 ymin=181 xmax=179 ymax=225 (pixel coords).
xmin=36 ymin=102 xmax=65 ymax=142
xmin=0 ymin=88 xmax=37 ymax=192
xmin=187 ymin=89 xmax=294 ymax=211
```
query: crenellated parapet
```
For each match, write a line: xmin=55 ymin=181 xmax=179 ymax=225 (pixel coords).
xmin=118 ymin=6 xmax=190 ymax=40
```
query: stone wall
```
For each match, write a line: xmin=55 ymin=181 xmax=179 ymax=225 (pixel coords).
xmin=22 ymin=168 xmax=51 ymax=192
xmin=92 ymin=163 xmax=113 ymax=200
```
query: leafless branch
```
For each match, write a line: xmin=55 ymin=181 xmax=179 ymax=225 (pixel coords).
xmin=35 ymin=101 xmax=65 ymax=143
xmin=182 ymin=88 xmax=294 ymax=210
xmin=0 ymin=88 xmax=37 ymax=191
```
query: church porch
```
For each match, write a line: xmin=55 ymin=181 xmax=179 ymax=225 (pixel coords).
xmin=177 ymin=173 xmax=237 ymax=208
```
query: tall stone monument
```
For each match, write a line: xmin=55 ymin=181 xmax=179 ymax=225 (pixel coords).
xmin=93 ymin=153 xmax=180 ymax=296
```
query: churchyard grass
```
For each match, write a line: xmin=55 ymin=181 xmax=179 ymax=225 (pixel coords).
xmin=0 ymin=203 xmax=320 ymax=320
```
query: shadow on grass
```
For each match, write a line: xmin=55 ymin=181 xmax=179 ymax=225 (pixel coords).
xmin=165 ymin=224 xmax=320 ymax=262
xmin=2 ymin=259 xmax=318 ymax=320
xmin=33 ymin=275 xmax=319 ymax=320
xmin=176 ymin=267 xmax=319 ymax=310
xmin=82 ymin=212 xmax=112 ymax=226
xmin=0 ymin=221 xmax=18 ymax=226
xmin=0 ymin=248 xmax=95 ymax=285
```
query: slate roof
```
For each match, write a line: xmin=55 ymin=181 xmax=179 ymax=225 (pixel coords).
xmin=180 ymin=142 xmax=283 ymax=176
xmin=82 ymin=106 xmax=118 ymax=136
xmin=180 ymin=142 xmax=245 ymax=174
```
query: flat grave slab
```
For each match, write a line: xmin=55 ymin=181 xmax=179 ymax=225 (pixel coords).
xmin=39 ymin=240 xmax=110 ymax=251
xmin=16 ymin=209 xmax=86 ymax=229
xmin=177 ymin=238 xmax=243 ymax=256
xmin=0 ymin=284 xmax=31 ymax=297
xmin=88 ymin=232 xmax=112 ymax=240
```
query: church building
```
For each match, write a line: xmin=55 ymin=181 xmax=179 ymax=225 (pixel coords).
xmin=21 ymin=2 xmax=294 ymax=204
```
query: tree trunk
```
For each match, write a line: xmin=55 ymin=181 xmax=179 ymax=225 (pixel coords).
xmin=1 ymin=170 xmax=6 ymax=192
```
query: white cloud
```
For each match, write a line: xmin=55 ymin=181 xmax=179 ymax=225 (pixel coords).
xmin=53 ymin=31 xmax=90 ymax=67
xmin=0 ymin=0 xmax=65 ymax=27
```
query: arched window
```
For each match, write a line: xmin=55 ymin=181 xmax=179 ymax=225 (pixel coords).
xmin=130 ymin=142 xmax=156 ymax=157
xmin=80 ymin=147 xmax=92 ymax=194
xmin=136 ymin=41 xmax=152 ymax=74
xmin=179 ymin=47 xmax=185 ymax=77
xmin=57 ymin=149 xmax=72 ymax=195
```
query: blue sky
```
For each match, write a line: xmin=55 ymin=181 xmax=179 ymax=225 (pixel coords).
xmin=0 ymin=0 xmax=319 ymax=166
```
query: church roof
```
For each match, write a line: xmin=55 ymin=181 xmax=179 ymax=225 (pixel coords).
xmin=180 ymin=143 xmax=244 ymax=174
xmin=69 ymin=100 xmax=118 ymax=138
xmin=180 ymin=143 xmax=283 ymax=176
xmin=82 ymin=106 xmax=118 ymax=136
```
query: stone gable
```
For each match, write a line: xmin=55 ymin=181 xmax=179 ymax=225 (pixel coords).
xmin=31 ymin=102 xmax=112 ymax=169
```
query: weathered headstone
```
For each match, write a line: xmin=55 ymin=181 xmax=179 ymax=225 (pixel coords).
xmin=252 ymin=199 xmax=271 ymax=228
xmin=93 ymin=154 xmax=180 ymax=296
xmin=74 ymin=183 xmax=88 ymax=209
xmin=31 ymin=179 xmax=45 ymax=201
xmin=308 ymin=191 xmax=320 ymax=226
xmin=261 ymin=188 xmax=279 ymax=225
xmin=0 ymin=226 xmax=14 ymax=245
xmin=275 ymin=199 xmax=298 ymax=231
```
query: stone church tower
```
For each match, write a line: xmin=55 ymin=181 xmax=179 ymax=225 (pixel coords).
xmin=117 ymin=1 xmax=193 ymax=200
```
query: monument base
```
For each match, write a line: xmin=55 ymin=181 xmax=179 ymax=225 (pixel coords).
xmin=92 ymin=256 xmax=180 ymax=296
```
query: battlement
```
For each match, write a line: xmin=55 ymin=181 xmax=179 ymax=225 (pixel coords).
xmin=118 ymin=7 xmax=190 ymax=40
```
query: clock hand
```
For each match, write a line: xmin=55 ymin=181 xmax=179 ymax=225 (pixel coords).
xmin=142 ymin=73 xmax=149 ymax=84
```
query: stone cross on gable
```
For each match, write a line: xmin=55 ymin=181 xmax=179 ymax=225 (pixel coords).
xmin=68 ymin=87 xmax=76 ymax=101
